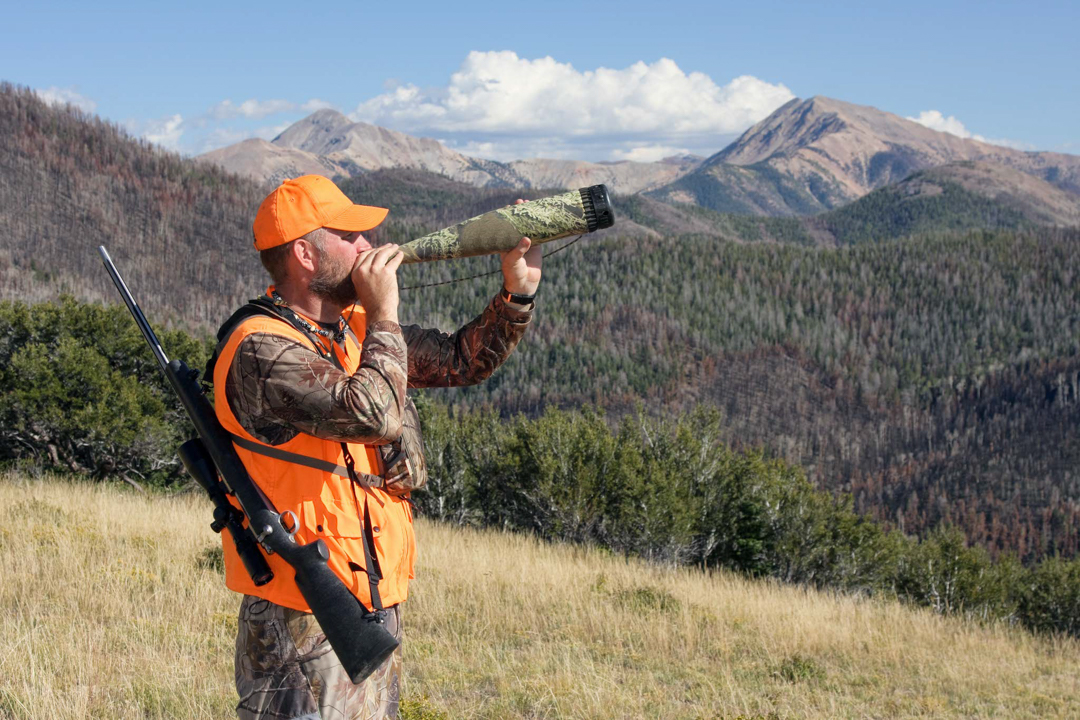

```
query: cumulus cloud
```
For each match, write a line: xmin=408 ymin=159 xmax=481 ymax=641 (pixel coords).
xmin=353 ymin=51 xmax=793 ymax=160
xmin=142 ymin=114 xmax=185 ymax=150
xmin=908 ymin=110 xmax=972 ymax=138
xmin=35 ymin=86 xmax=96 ymax=113
xmin=907 ymin=110 xmax=1033 ymax=150
xmin=133 ymin=55 xmax=790 ymax=160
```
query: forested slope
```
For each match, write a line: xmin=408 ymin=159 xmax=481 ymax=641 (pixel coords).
xmin=0 ymin=82 xmax=266 ymax=330
xmin=625 ymin=162 xmax=1080 ymax=247
xmin=3 ymin=83 xmax=1079 ymax=561
xmin=389 ymin=227 xmax=1080 ymax=560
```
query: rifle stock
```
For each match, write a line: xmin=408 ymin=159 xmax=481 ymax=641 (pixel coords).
xmin=98 ymin=246 xmax=398 ymax=684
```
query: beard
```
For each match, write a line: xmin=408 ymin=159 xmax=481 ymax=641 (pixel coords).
xmin=308 ymin=251 xmax=358 ymax=307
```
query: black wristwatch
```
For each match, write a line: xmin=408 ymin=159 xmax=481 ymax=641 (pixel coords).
xmin=501 ymin=286 xmax=536 ymax=306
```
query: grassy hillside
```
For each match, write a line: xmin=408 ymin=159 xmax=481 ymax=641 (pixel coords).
xmin=3 ymin=473 xmax=1079 ymax=719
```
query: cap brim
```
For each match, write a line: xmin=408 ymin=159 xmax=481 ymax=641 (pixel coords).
xmin=325 ymin=203 xmax=389 ymax=233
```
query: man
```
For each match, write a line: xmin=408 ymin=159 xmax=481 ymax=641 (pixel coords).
xmin=211 ymin=175 xmax=539 ymax=719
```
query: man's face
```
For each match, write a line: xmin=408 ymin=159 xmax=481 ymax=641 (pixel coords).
xmin=308 ymin=228 xmax=372 ymax=306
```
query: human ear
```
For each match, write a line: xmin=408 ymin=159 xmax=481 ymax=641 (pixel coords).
xmin=292 ymin=239 xmax=318 ymax=273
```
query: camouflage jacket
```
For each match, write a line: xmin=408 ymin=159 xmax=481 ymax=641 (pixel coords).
xmin=223 ymin=292 xmax=532 ymax=451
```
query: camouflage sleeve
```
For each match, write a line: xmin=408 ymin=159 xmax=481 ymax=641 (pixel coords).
xmin=224 ymin=322 xmax=408 ymax=446
xmin=402 ymin=291 xmax=533 ymax=389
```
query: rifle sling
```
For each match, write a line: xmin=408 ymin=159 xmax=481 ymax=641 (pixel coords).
xmin=228 ymin=433 xmax=349 ymax=479
xmin=361 ymin=492 xmax=384 ymax=611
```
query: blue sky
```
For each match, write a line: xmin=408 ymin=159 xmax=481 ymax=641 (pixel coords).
xmin=4 ymin=0 xmax=1077 ymax=161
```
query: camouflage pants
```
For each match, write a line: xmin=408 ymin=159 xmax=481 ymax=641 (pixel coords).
xmin=234 ymin=595 xmax=402 ymax=720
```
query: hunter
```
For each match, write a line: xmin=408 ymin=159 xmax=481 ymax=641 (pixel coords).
xmin=211 ymin=174 xmax=539 ymax=719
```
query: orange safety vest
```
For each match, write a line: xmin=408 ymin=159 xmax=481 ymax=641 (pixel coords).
xmin=212 ymin=301 xmax=415 ymax=613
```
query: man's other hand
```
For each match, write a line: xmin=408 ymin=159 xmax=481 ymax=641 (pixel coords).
xmin=352 ymin=243 xmax=403 ymax=324
xmin=500 ymin=199 xmax=543 ymax=296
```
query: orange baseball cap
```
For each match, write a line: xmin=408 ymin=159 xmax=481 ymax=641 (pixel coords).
xmin=252 ymin=175 xmax=388 ymax=250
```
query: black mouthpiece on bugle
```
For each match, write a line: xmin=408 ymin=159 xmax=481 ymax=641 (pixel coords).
xmin=581 ymin=184 xmax=614 ymax=232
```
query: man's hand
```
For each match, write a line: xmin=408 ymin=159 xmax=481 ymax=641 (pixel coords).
xmin=351 ymin=243 xmax=403 ymax=324
xmin=500 ymin=199 xmax=543 ymax=296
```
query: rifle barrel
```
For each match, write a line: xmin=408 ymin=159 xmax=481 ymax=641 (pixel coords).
xmin=97 ymin=246 xmax=171 ymax=372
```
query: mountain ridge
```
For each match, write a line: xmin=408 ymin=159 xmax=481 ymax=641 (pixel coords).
xmin=647 ymin=96 xmax=1080 ymax=215
xmin=200 ymin=97 xmax=1080 ymax=218
xmin=199 ymin=97 xmax=1080 ymax=219
xmin=201 ymin=107 xmax=702 ymax=194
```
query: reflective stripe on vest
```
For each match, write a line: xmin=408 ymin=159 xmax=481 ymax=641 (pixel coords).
xmin=212 ymin=303 xmax=416 ymax=614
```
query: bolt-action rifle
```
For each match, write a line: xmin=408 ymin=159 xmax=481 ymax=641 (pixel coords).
xmin=97 ymin=245 xmax=398 ymax=684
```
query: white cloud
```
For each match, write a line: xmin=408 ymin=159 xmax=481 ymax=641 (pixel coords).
xmin=907 ymin=110 xmax=1033 ymax=150
xmin=611 ymin=145 xmax=692 ymax=163
xmin=442 ymin=136 xmax=590 ymax=161
xmin=254 ymin=121 xmax=295 ymax=144
xmin=210 ymin=99 xmax=296 ymax=120
xmin=908 ymin=110 xmax=972 ymax=138
xmin=439 ymin=135 xmax=711 ymax=163
xmin=353 ymin=51 xmax=793 ymax=160
xmin=208 ymin=98 xmax=337 ymax=121
xmin=125 ymin=54 xmax=789 ymax=161
xmin=35 ymin=86 xmax=96 ymax=113
xmin=193 ymin=127 xmax=250 ymax=153
xmin=142 ymin=114 xmax=185 ymax=150
xmin=301 ymin=99 xmax=335 ymax=113
xmin=190 ymin=120 xmax=296 ymax=154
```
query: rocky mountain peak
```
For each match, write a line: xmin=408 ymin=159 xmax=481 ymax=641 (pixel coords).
xmin=271 ymin=108 xmax=355 ymax=153
xmin=712 ymin=96 xmax=940 ymax=167
xmin=649 ymin=96 xmax=1080 ymax=216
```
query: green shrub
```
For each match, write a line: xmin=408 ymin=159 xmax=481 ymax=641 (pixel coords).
xmin=1016 ymin=557 xmax=1080 ymax=636
xmin=0 ymin=296 xmax=211 ymax=486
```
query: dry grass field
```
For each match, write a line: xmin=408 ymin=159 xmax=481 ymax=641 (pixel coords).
xmin=1 ymin=472 xmax=1078 ymax=719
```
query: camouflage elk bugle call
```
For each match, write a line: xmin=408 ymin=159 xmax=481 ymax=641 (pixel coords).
xmin=397 ymin=185 xmax=615 ymax=263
